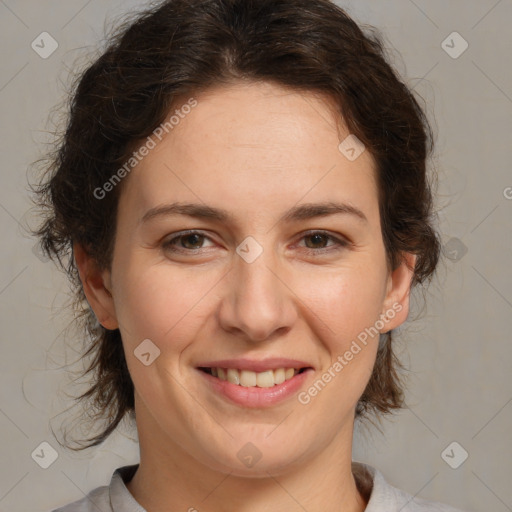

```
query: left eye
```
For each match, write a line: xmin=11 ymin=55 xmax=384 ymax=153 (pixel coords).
xmin=294 ymin=231 xmax=351 ymax=255
xmin=300 ymin=232 xmax=344 ymax=250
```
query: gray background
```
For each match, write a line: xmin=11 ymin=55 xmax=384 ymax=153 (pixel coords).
xmin=0 ymin=0 xmax=511 ymax=511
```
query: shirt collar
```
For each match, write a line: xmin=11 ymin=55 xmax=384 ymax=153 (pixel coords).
xmin=352 ymin=461 xmax=398 ymax=510
xmin=110 ymin=464 xmax=146 ymax=511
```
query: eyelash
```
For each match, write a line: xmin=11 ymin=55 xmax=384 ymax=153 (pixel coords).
xmin=162 ymin=230 xmax=350 ymax=255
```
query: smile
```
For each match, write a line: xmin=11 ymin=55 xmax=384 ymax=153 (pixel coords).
xmin=198 ymin=367 xmax=309 ymax=388
xmin=196 ymin=359 xmax=314 ymax=408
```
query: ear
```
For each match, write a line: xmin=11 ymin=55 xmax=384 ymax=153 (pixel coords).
xmin=380 ymin=252 xmax=417 ymax=332
xmin=73 ymin=243 xmax=119 ymax=330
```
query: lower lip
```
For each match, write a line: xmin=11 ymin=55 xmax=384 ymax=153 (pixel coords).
xmin=197 ymin=369 xmax=313 ymax=408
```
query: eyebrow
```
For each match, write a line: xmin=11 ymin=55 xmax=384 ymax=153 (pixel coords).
xmin=140 ymin=201 xmax=368 ymax=225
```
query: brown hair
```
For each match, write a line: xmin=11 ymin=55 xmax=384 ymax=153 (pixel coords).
xmin=32 ymin=0 xmax=440 ymax=449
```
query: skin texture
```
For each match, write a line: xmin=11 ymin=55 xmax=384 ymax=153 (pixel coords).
xmin=75 ymin=81 xmax=416 ymax=512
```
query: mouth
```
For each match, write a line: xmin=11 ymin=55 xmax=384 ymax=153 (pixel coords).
xmin=195 ymin=358 xmax=314 ymax=407
xmin=197 ymin=366 xmax=311 ymax=388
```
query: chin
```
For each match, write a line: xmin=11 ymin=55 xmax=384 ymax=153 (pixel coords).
xmin=195 ymin=436 xmax=310 ymax=477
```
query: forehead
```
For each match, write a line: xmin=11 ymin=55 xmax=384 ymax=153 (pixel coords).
xmin=167 ymin=82 xmax=348 ymax=161
xmin=119 ymin=81 xmax=379 ymax=225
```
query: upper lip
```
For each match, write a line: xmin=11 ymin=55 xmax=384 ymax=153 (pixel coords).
xmin=196 ymin=358 xmax=314 ymax=372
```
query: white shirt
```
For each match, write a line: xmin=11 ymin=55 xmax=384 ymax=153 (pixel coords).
xmin=51 ymin=462 xmax=467 ymax=511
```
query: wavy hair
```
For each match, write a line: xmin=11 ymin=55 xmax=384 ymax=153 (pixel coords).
xmin=32 ymin=0 xmax=440 ymax=449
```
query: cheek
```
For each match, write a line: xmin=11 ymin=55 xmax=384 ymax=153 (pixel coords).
xmin=297 ymin=261 xmax=388 ymax=402
xmin=112 ymin=239 xmax=389 ymax=354
xmin=295 ymin=257 xmax=388 ymax=345
xmin=112 ymin=260 xmax=219 ymax=349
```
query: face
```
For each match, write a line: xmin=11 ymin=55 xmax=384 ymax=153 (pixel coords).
xmin=79 ymin=81 xmax=414 ymax=476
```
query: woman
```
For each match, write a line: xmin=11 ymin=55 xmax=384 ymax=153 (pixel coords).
xmin=34 ymin=0 xmax=467 ymax=510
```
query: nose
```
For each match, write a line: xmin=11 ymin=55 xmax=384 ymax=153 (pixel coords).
xmin=217 ymin=245 xmax=297 ymax=343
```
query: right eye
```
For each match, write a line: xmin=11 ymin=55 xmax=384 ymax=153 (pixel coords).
xmin=162 ymin=230 xmax=216 ymax=253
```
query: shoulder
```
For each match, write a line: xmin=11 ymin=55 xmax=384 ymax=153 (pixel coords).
xmin=352 ymin=461 xmax=468 ymax=512
xmin=50 ymin=484 xmax=111 ymax=512
xmin=49 ymin=464 xmax=140 ymax=512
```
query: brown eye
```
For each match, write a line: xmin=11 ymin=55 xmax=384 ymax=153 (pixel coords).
xmin=304 ymin=233 xmax=330 ymax=249
xmin=297 ymin=231 xmax=350 ymax=255
xmin=179 ymin=233 xmax=205 ymax=249
xmin=163 ymin=231 xmax=215 ymax=253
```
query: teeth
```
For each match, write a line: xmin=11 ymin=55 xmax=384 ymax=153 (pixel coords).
xmin=211 ymin=367 xmax=301 ymax=387
xmin=256 ymin=370 xmax=274 ymax=388
xmin=240 ymin=370 xmax=257 ymax=387
xmin=226 ymin=368 xmax=240 ymax=385
xmin=274 ymin=368 xmax=285 ymax=385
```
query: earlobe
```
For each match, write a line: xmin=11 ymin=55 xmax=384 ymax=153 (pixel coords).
xmin=381 ymin=252 xmax=417 ymax=332
xmin=73 ymin=243 xmax=119 ymax=330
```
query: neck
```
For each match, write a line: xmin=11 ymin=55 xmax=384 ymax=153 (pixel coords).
xmin=127 ymin=400 xmax=368 ymax=512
